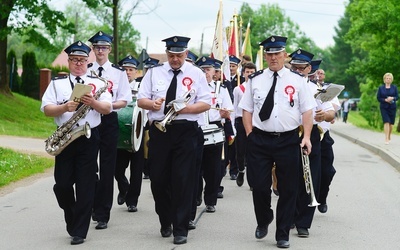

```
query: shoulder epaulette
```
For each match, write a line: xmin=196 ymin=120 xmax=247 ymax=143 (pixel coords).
xmin=290 ymin=69 xmax=304 ymax=77
xmin=148 ymin=63 xmax=163 ymax=69
xmin=86 ymin=75 xmax=98 ymax=79
xmin=87 ymin=63 xmax=93 ymax=68
xmin=52 ymin=75 xmax=68 ymax=80
xmin=220 ymin=82 xmax=227 ymax=88
xmin=112 ymin=63 xmax=125 ymax=71
xmin=248 ymin=70 xmax=263 ymax=79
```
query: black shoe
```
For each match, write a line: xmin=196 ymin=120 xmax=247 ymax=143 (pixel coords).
xmin=117 ymin=192 xmax=126 ymax=205
xmin=236 ymin=172 xmax=244 ymax=187
xmin=143 ymin=174 xmax=150 ymax=179
xmin=255 ymin=217 xmax=273 ymax=239
xmin=71 ymin=236 xmax=84 ymax=245
xmin=173 ymin=236 xmax=187 ymax=244
xmin=127 ymin=205 xmax=137 ymax=212
xmin=277 ymin=240 xmax=290 ymax=248
xmin=297 ymin=227 xmax=309 ymax=237
xmin=318 ymin=204 xmax=328 ymax=213
xmin=217 ymin=192 xmax=224 ymax=199
xmin=273 ymin=188 xmax=279 ymax=196
xmin=95 ymin=221 xmax=108 ymax=230
xmin=188 ymin=220 xmax=196 ymax=230
xmin=230 ymin=174 xmax=237 ymax=180
xmin=206 ymin=205 xmax=216 ymax=213
xmin=160 ymin=226 xmax=172 ymax=237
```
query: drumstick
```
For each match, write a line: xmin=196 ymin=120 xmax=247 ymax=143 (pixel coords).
xmin=210 ymin=107 xmax=234 ymax=112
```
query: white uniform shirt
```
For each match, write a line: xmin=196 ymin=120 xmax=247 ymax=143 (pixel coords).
xmin=233 ymin=82 xmax=247 ymax=119
xmin=41 ymin=74 xmax=112 ymax=127
xmin=137 ymin=61 xmax=211 ymax=123
xmin=207 ymin=81 xmax=234 ymax=122
xmin=239 ymin=67 xmax=316 ymax=132
xmin=88 ymin=60 xmax=131 ymax=111
xmin=319 ymin=96 xmax=340 ymax=132
xmin=308 ymin=81 xmax=335 ymax=125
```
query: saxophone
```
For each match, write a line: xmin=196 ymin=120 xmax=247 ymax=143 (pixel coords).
xmin=45 ymin=71 xmax=109 ymax=156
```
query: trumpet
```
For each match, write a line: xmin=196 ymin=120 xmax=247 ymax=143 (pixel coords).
xmin=301 ymin=146 xmax=320 ymax=207
xmin=154 ymin=89 xmax=195 ymax=132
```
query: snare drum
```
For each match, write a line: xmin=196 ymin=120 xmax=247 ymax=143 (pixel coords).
xmin=201 ymin=124 xmax=225 ymax=147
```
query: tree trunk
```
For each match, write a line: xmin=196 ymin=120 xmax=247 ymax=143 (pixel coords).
xmin=113 ymin=0 xmax=119 ymax=63
xmin=0 ymin=0 xmax=14 ymax=96
xmin=0 ymin=12 xmax=12 ymax=95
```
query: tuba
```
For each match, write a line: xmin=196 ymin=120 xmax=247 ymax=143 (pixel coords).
xmin=45 ymin=71 xmax=108 ymax=156
xmin=154 ymin=89 xmax=195 ymax=132
xmin=301 ymin=146 xmax=320 ymax=207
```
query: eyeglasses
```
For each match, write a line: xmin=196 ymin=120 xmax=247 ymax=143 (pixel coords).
xmin=68 ymin=58 xmax=88 ymax=65
xmin=291 ymin=65 xmax=309 ymax=71
xmin=93 ymin=46 xmax=110 ymax=51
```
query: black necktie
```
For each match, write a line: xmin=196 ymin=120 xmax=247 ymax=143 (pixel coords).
xmin=164 ymin=70 xmax=180 ymax=114
xmin=259 ymin=71 xmax=278 ymax=121
xmin=98 ymin=67 xmax=104 ymax=77
xmin=75 ymin=76 xmax=82 ymax=84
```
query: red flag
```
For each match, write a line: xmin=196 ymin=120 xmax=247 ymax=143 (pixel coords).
xmin=228 ymin=13 xmax=239 ymax=57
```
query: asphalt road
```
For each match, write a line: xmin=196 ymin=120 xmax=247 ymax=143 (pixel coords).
xmin=1 ymin=132 xmax=400 ymax=249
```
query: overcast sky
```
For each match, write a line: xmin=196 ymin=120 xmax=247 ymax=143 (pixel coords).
xmin=51 ymin=0 xmax=348 ymax=54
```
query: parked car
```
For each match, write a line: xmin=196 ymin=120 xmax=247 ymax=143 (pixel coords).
xmin=349 ymin=98 xmax=360 ymax=111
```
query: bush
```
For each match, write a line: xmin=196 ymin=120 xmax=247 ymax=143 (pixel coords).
xmin=21 ymin=51 xmax=40 ymax=100
xmin=7 ymin=49 xmax=22 ymax=93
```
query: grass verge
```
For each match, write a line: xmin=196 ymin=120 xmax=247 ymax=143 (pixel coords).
xmin=0 ymin=147 xmax=54 ymax=188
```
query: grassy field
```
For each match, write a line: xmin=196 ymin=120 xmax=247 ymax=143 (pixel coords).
xmin=0 ymin=93 xmax=55 ymax=138
xmin=0 ymin=93 xmax=55 ymax=188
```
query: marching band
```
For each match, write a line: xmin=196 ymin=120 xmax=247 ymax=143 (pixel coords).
xmin=41 ymin=31 xmax=343 ymax=248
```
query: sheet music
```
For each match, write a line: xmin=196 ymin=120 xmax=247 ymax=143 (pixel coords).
xmin=69 ymin=83 xmax=92 ymax=102
xmin=315 ymin=83 xmax=345 ymax=103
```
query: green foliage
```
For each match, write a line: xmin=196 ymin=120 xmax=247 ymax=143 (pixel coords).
xmin=345 ymin=0 xmax=400 ymax=128
xmin=358 ymin=78 xmax=382 ymax=128
xmin=0 ymin=147 xmax=54 ymax=188
xmin=0 ymin=93 xmax=55 ymax=138
xmin=239 ymin=3 xmax=319 ymax=64
xmin=328 ymin=7 xmax=360 ymax=98
xmin=7 ymin=49 xmax=21 ymax=93
xmin=20 ymin=51 xmax=40 ymax=99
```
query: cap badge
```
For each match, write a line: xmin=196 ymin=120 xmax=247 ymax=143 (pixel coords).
xmin=202 ymin=57 xmax=206 ymax=62
xmin=173 ymin=37 xmax=178 ymax=42
xmin=128 ymin=55 xmax=132 ymax=59
xmin=99 ymin=31 xmax=103 ymax=36
xmin=297 ymin=49 xmax=301 ymax=54
xmin=77 ymin=41 xmax=82 ymax=46
xmin=271 ymin=37 xmax=275 ymax=42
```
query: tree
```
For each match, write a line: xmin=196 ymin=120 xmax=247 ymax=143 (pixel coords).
xmin=20 ymin=51 xmax=40 ymax=99
xmin=346 ymin=0 xmax=400 ymax=129
xmin=6 ymin=49 xmax=21 ymax=93
xmin=0 ymin=0 xmax=101 ymax=96
xmin=328 ymin=2 xmax=360 ymax=98
xmin=86 ymin=0 xmax=157 ymax=63
xmin=239 ymin=3 xmax=319 ymax=62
